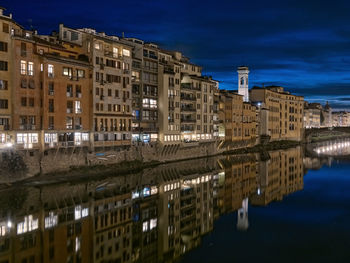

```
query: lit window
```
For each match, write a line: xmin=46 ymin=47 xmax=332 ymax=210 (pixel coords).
xmin=20 ymin=60 xmax=26 ymax=75
xmin=77 ymin=69 xmax=85 ymax=78
xmin=48 ymin=64 xmax=54 ymax=77
xmin=40 ymin=63 xmax=43 ymax=72
xmin=150 ymin=99 xmax=157 ymax=108
xmin=82 ymin=133 xmax=89 ymax=141
xmin=94 ymin=43 xmax=100 ymax=50
xmin=75 ymin=101 xmax=81 ymax=114
xmin=28 ymin=62 xmax=34 ymax=76
xmin=113 ymin=47 xmax=118 ymax=58
xmin=122 ymin=49 xmax=130 ymax=57
xmin=63 ymin=67 xmax=72 ymax=77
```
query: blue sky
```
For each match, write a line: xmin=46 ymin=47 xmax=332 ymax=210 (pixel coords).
xmin=3 ymin=0 xmax=350 ymax=109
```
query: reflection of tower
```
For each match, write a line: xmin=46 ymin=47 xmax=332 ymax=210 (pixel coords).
xmin=237 ymin=66 xmax=249 ymax=102
xmin=237 ymin=197 xmax=249 ymax=231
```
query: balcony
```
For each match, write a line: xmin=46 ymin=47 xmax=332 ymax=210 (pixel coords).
xmin=132 ymin=127 xmax=159 ymax=133
xmin=181 ymin=107 xmax=196 ymax=112
xmin=0 ymin=125 xmax=10 ymax=131
xmin=181 ymin=118 xmax=196 ymax=123
xmin=19 ymin=124 xmax=36 ymax=130
xmin=181 ymin=83 xmax=200 ymax=91
xmin=181 ymin=126 xmax=195 ymax=132
xmin=164 ymin=67 xmax=175 ymax=74
xmin=123 ymin=69 xmax=130 ymax=74
xmin=181 ymin=95 xmax=196 ymax=101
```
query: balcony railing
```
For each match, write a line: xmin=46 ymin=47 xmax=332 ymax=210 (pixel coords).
xmin=181 ymin=107 xmax=196 ymax=112
xmin=181 ymin=83 xmax=200 ymax=91
xmin=19 ymin=124 xmax=36 ymax=130
xmin=181 ymin=96 xmax=196 ymax=101
xmin=180 ymin=118 xmax=196 ymax=123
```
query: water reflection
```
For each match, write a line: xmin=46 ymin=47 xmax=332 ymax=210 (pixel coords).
xmin=0 ymin=147 xmax=305 ymax=263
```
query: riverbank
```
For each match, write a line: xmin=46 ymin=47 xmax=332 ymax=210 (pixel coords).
xmin=3 ymin=129 xmax=350 ymax=186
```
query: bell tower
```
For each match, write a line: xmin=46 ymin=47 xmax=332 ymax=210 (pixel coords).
xmin=237 ymin=66 xmax=249 ymax=102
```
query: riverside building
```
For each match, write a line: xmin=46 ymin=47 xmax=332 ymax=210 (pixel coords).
xmin=220 ymin=90 xmax=257 ymax=147
xmin=250 ymin=86 xmax=304 ymax=142
xmin=0 ymin=7 xmax=22 ymax=147
xmin=59 ymin=25 xmax=133 ymax=149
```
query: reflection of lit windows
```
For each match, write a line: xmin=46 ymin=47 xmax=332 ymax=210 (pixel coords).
xmin=142 ymin=221 xmax=148 ymax=232
xmin=143 ymin=187 xmax=150 ymax=197
xmin=151 ymin=186 xmax=158 ymax=195
xmin=75 ymin=206 xmax=82 ymax=220
xmin=150 ymin=218 xmax=157 ymax=230
xmin=44 ymin=212 xmax=58 ymax=229
xmin=75 ymin=237 xmax=81 ymax=252
xmin=17 ymin=215 xmax=38 ymax=234
xmin=82 ymin=208 xmax=89 ymax=218
xmin=132 ymin=191 xmax=140 ymax=199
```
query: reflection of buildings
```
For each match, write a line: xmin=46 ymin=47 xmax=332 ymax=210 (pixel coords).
xmin=0 ymin=149 xmax=306 ymax=262
xmin=0 ymin=156 xmax=218 ymax=263
xmin=251 ymin=147 xmax=304 ymax=206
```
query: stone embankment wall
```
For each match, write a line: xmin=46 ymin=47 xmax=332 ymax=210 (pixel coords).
xmin=0 ymin=141 xmax=218 ymax=183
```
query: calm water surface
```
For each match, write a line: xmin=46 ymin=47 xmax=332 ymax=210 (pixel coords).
xmin=0 ymin=141 xmax=349 ymax=263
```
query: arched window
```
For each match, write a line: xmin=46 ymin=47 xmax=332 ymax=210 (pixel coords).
xmin=240 ymin=77 xmax=244 ymax=85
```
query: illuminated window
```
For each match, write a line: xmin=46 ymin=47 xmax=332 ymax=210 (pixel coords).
xmin=28 ymin=62 xmax=34 ymax=76
xmin=77 ymin=69 xmax=85 ymax=78
xmin=63 ymin=67 xmax=72 ymax=77
xmin=20 ymin=60 xmax=26 ymax=75
xmin=75 ymin=101 xmax=82 ymax=114
xmin=44 ymin=133 xmax=57 ymax=144
xmin=82 ymin=133 xmax=89 ymax=141
xmin=122 ymin=49 xmax=130 ymax=57
xmin=48 ymin=64 xmax=54 ymax=77
xmin=113 ymin=47 xmax=118 ymax=58
xmin=94 ymin=43 xmax=100 ymax=50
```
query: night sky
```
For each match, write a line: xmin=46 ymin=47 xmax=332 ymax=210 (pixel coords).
xmin=3 ymin=0 xmax=350 ymax=110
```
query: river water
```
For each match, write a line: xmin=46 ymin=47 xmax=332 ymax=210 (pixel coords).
xmin=0 ymin=140 xmax=349 ymax=262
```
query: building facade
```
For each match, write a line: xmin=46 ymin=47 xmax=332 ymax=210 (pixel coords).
xmin=250 ymin=86 xmax=304 ymax=141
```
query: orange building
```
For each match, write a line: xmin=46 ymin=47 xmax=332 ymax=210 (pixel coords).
xmin=11 ymin=29 xmax=91 ymax=150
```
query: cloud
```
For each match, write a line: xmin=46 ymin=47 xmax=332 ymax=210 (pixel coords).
xmin=3 ymin=0 xmax=350 ymax=107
